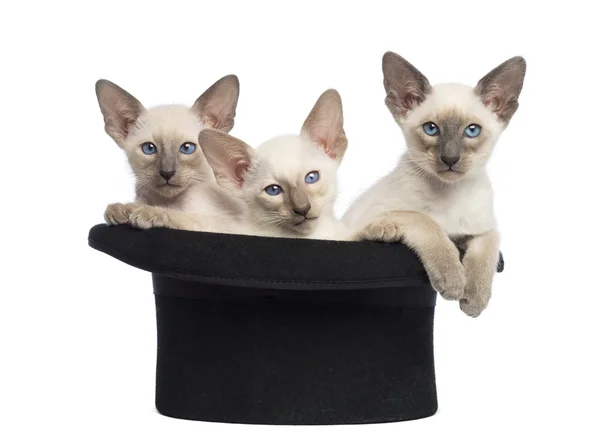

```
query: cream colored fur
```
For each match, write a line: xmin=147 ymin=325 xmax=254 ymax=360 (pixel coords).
xmin=198 ymin=90 xmax=351 ymax=240
xmin=345 ymin=53 xmax=526 ymax=317
xmin=236 ymin=134 xmax=349 ymax=240
xmin=95 ymin=75 xmax=245 ymax=231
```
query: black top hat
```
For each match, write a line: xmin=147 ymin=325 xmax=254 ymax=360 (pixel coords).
xmin=88 ymin=224 xmax=503 ymax=425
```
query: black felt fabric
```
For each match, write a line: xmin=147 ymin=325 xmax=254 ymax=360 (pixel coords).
xmin=88 ymin=224 xmax=431 ymax=290
xmin=154 ymin=276 xmax=437 ymax=425
xmin=87 ymin=224 xmax=503 ymax=425
xmin=88 ymin=225 xmax=503 ymax=289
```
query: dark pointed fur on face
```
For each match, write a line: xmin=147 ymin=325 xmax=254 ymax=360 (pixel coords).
xmin=409 ymin=109 xmax=490 ymax=181
xmin=95 ymin=75 xmax=240 ymax=203
xmin=383 ymin=52 xmax=526 ymax=182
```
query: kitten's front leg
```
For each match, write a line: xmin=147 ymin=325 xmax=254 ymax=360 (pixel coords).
xmin=354 ymin=211 xmax=466 ymax=301
xmin=104 ymin=202 xmax=138 ymax=225
xmin=129 ymin=205 xmax=203 ymax=231
xmin=459 ymin=230 xmax=500 ymax=317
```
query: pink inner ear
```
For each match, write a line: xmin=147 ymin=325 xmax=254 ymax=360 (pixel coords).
xmin=483 ymin=96 xmax=502 ymax=114
xmin=403 ymin=95 xmax=416 ymax=112
xmin=233 ymin=161 xmax=250 ymax=187
xmin=319 ymin=139 xmax=337 ymax=159
xmin=123 ymin=116 xmax=138 ymax=133
xmin=402 ymin=91 xmax=425 ymax=115
xmin=202 ymin=116 xmax=217 ymax=129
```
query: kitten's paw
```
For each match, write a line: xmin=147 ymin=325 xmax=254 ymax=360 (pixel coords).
xmin=459 ymin=274 xmax=493 ymax=318
xmin=429 ymin=258 xmax=466 ymax=302
xmin=129 ymin=206 xmax=171 ymax=230
xmin=104 ymin=203 xmax=137 ymax=225
xmin=459 ymin=297 xmax=489 ymax=318
xmin=360 ymin=220 xmax=402 ymax=243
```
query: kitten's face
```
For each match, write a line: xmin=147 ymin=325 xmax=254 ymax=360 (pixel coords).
xmin=96 ymin=75 xmax=239 ymax=200
xmin=242 ymin=135 xmax=339 ymax=235
xmin=401 ymin=84 xmax=504 ymax=182
xmin=199 ymin=89 xmax=347 ymax=237
xmin=121 ymin=106 xmax=210 ymax=198
xmin=383 ymin=53 xmax=526 ymax=183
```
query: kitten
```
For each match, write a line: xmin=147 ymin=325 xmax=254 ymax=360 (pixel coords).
xmin=196 ymin=89 xmax=350 ymax=240
xmin=344 ymin=52 xmax=526 ymax=317
xmin=95 ymin=75 xmax=242 ymax=227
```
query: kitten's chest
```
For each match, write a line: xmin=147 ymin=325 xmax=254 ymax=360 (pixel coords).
xmin=181 ymin=189 xmax=221 ymax=216
xmin=417 ymin=185 xmax=495 ymax=236
xmin=309 ymin=218 xmax=350 ymax=241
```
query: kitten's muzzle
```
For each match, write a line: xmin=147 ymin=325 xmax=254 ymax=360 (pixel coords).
xmin=441 ymin=154 xmax=460 ymax=167
xmin=159 ymin=170 xmax=176 ymax=182
xmin=293 ymin=215 xmax=317 ymax=227
xmin=293 ymin=203 xmax=311 ymax=217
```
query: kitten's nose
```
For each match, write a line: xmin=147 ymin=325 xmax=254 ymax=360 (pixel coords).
xmin=293 ymin=204 xmax=311 ymax=217
xmin=159 ymin=170 xmax=176 ymax=181
xmin=441 ymin=155 xmax=460 ymax=167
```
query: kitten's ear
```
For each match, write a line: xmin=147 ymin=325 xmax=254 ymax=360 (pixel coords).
xmin=475 ymin=56 xmax=526 ymax=123
xmin=199 ymin=128 xmax=253 ymax=189
xmin=95 ymin=80 xmax=144 ymax=144
xmin=382 ymin=51 xmax=431 ymax=119
xmin=300 ymin=89 xmax=348 ymax=162
xmin=192 ymin=75 xmax=240 ymax=133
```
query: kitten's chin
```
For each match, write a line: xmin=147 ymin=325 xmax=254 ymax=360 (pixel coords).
xmin=287 ymin=217 xmax=317 ymax=236
xmin=154 ymin=183 xmax=188 ymax=198
xmin=434 ymin=169 xmax=467 ymax=183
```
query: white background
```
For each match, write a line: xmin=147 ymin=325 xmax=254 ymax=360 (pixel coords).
xmin=2 ymin=1 xmax=599 ymax=442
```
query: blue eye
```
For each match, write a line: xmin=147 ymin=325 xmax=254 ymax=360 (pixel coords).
xmin=180 ymin=142 xmax=197 ymax=154
xmin=141 ymin=142 xmax=157 ymax=155
xmin=464 ymin=124 xmax=481 ymax=138
xmin=423 ymin=122 xmax=439 ymax=136
xmin=305 ymin=171 xmax=320 ymax=184
xmin=264 ymin=184 xmax=282 ymax=196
